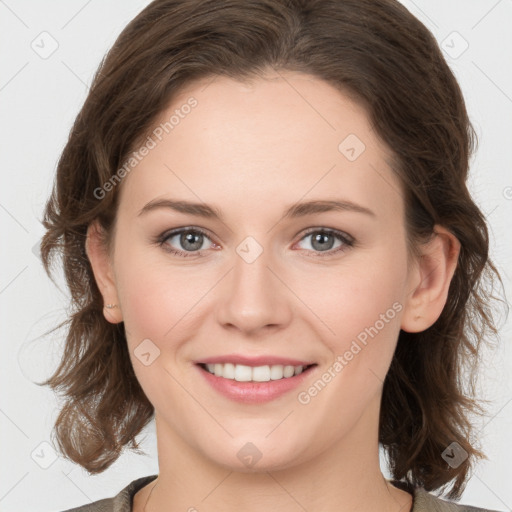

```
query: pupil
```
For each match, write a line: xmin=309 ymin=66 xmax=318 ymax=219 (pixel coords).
xmin=312 ymin=232 xmax=333 ymax=251
xmin=182 ymin=231 xmax=202 ymax=250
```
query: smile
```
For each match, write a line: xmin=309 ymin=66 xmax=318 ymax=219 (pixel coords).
xmin=195 ymin=362 xmax=318 ymax=404
xmin=199 ymin=362 xmax=314 ymax=381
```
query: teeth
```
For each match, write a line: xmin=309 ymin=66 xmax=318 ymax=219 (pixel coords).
xmin=203 ymin=363 xmax=306 ymax=381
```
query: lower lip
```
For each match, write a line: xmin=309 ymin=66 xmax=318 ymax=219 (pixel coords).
xmin=196 ymin=364 xmax=316 ymax=404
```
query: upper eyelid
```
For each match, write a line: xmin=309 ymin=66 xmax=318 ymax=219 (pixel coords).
xmin=300 ymin=226 xmax=354 ymax=243
xmin=162 ymin=226 xmax=217 ymax=244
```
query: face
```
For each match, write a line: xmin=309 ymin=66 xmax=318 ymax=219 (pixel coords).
xmin=100 ymin=72 xmax=419 ymax=472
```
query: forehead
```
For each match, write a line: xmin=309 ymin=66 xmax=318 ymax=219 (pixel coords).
xmin=117 ymin=72 xmax=403 ymax=224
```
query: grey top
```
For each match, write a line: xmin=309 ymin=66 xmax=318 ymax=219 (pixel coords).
xmin=57 ymin=474 xmax=502 ymax=512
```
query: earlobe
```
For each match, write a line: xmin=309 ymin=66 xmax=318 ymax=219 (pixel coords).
xmin=400 ymin=225 xmax=460 ymax=333
xmin=85 ymin=220 xmax=123 ymax=324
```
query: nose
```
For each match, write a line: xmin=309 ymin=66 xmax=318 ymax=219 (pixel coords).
xmin=215 ymin=242 xmax=293 ymax=336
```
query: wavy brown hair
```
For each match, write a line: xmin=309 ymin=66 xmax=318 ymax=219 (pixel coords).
xmin=38 ymin=0 xmax=505 ymax=499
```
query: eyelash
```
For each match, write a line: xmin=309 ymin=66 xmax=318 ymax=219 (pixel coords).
xmin=155 ymin=226 xmax=355 ymax=259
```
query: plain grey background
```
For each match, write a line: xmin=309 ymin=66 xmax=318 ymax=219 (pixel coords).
xmin=0 ymin=1 xmax=511 ymax=511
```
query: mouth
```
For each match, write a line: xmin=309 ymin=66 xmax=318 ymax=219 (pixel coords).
xmin=195 ymin=361 xmax=318 ymax=404
xmin=197 ymin=362 xmax=317 ymax=382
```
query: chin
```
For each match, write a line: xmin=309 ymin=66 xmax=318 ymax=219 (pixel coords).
xmin=202 ymin=436 xmax=309 ymax=473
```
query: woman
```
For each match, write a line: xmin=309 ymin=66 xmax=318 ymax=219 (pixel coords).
xmin=39 ymin=0 xmax=504 ymax=511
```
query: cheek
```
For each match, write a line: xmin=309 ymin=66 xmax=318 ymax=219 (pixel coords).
xmin=292 ymin=256 xmax=407 ymax=424
xmin=113 ymin=244 xmax=176 ymax=341
xmin=303 ymin=249 xmax=407 ymax=364
xmin=114 ymin=245 xmax=212 ymax=352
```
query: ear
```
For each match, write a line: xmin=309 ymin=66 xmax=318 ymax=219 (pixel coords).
xmin=401 ymin=225 xmax=460 ymax=333
xmin=85 ymin=220 xmax=123 ymax=324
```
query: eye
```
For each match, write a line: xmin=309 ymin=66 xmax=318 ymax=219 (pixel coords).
xmin=157 ymin=227 xmax=217 ymax=258
xmin=294 ymin=228 xmax=354 ymax=257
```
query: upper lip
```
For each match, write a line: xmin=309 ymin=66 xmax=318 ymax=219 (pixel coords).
xmin=196 ymin=354 xmax=316 ymax=367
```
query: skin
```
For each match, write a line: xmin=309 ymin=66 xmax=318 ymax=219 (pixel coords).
xmin=86 ymin=71 xmax=460 ymax=512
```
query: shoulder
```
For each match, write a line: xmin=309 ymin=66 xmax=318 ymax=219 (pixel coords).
xmin=412 ymin=486 xmax=503 ymax=512
xmin=56 ymin=475 xmax=158 ymax=512
xmin=57 ymin=496 xmax=113 ymax=512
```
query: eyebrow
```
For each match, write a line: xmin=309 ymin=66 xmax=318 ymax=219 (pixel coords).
xmin=137 ymin=198 xmax=376 ymax=220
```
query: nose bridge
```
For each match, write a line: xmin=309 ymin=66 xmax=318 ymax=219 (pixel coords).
xmin=215 ymin=235 xmax=292 ymax=333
